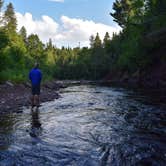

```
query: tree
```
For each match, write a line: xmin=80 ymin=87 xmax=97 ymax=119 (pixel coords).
xmin=47 ymin=38 xmax=53 ymax=49
xmin=0 ymin=0 xmax=3 ymax=24
xmin=0 ymin=0 xmax=3 ymax=10
xmin=90 ymin=33 xmax=104 ymax=79
xmin=4 ymin=3 xmax=17 ymax=33
xmin=89 ymin=35 xmax=95 ymax=48
xmin=103 ymin=32 xmax=111 ymax=48
xmin=145 ymin=0 xmax=166 ymax=16
xmin=111 ymin=0 xmax=145 ymax=28
xmin=26 ymin=34 xmax=45 ymax=61
xmin=0 ymin=29 xmax=9 ymax=72
xmin=110 ymin=0 xmax=132 ymax=28
xmin=45 ymin=38 xmax=57 ymax=64
xmin=19 ymin=26 xmax=27 ymax=44
xmin=94 ymin=33 xmax=102 ymax=48
xmin=0 ymin=29 xmax=9 ymax=50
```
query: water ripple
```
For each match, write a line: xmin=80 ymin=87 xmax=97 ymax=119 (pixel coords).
xmin=0 ymin=85 xmax=165 ymax=166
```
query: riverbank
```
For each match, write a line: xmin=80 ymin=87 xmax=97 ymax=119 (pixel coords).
xmin=104 ymin=60 xmax=166 ymax=90
xmin=1 ymin=77 xmax=166 ymax=114
xmin=0 ymin=80 xmax=101 ymax=114
xmin=0 ymin=81 xmax=65 ymax=113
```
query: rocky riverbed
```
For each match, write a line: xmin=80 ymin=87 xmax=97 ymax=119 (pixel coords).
xmin=0 ymin=81 xmax=65 ymax=113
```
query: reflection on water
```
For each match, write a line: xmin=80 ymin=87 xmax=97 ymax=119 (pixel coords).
xmin=0 ymin=114 xmax=15 ymax=151
xmin=0 ymin=85 xmax=165 ymax=166
xmin=29 ymin=108 xmax=42 ymax=138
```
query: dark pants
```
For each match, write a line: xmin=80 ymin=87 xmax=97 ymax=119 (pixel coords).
xmin=31 ymin=84 xmax=40 ymax=95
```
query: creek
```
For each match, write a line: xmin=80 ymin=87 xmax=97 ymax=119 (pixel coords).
xmin=0 ymin=85 xmax=166 ymax=166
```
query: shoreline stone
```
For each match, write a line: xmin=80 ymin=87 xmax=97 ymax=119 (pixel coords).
xmin=0 ymin=81 xmax=63 ymax=114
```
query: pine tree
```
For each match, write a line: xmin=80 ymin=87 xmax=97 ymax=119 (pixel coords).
xmin=27 ymin=34 xmax=45 ymax=61
xmin=0 ymin=0 xmax=4 ymax=24
xmin=4 ymin=3 xmax=17 ymax=33
xmin=46 ymin=38 xmax=53 ymax=50
xmin=0 ymin=0 xmax=3 ymax=9
xmin=146 ymin=0 xmax=166 ymax=16
xmin=110 ymin=0 xmax=145 ymax=28
xmin=19 ymin=26 xmax=27 ymax=44
xmin=94 ymin=33 xmax=102 ymax=48
xmin=103 ymin=32 xmax=111 ymax=48
xmin=0 ymin=29 xmax=9 ymax=50
xmin=110 ymin=0 xmax=131 ymax=28
xmin=89 ymin=35 xmax=95 ymax=48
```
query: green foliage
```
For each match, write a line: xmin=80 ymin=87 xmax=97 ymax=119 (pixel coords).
xmin=111 ymin=0 xmax=145 ymax=28
xmin=26 ymin=34 xmax=43 ymax=57
xmin=19 ymin=26 xmax=27 ymax=43
xmin=0 ymin=28 xmax=9 ymax=50
xmin=0 ymin=0 xmax=3 ymax=10
xmin=107 ymin=0 xmax=166 ymax=77
xmin=89 ymin=35 xmax=95 ymax=48
xmin=3 ymin=2 xmax=17 ymax=33
xmin=0 ymin=68 xmax=28 ymax=83
xmin=0 ymin=0 xmax=165 ymax=83
xmin=111 ymin=0 xmax=133 ymax=28
xmin=94 ymin=33 xmax=102 ymax=48
xmin=0 ymin=0 xmax=4 ymax=24
xmin=0 ymin=28 xmax=9 ymax=71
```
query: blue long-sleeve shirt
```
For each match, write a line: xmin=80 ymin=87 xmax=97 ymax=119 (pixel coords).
xmin=29 ymin=68 xmax=42 ymax=86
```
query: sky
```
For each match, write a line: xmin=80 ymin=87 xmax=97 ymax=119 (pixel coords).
xmin=4 ymin=0 xmax=121 ymax=48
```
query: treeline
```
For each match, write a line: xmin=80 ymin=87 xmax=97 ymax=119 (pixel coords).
xmin=108 ymin=0 xmax=166 ymax=77
xmin=0 ymin=1 xmax=57 ymax=82
xmin=0 ymin=0 xmax=113 ymax=82
xmin=0 ymin=0 xmax=166 ymax=82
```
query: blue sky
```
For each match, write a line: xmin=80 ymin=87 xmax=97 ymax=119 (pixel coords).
xmin=3 ymin=0 xmax=120 ymax=47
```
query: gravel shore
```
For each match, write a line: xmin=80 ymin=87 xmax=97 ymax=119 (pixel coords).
xmin=0 ymin=81 xmax=64 ymax=113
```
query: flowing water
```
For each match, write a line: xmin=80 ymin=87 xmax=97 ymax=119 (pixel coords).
xmin=0 ymin=85 xmax=166 ymax=166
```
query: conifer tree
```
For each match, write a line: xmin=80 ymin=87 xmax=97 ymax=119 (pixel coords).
xmin=27 ymin=34 xmax=44 ymax=61
xmin=103 ymin=32 xmax=111 ymax=48
xmin=19 ymin=26 xmax=27 ymax=43
xmin=4 ymin=3 xmax=17 ymax=33
xmin=94 ymin=33 xmax=102 ymax=48
xmin=89 ymin=35 xmax=95 ymax=48
xmin=111 ymin=0 xmax=145 ymax=28
xmin=0 ymin=0 xmax=3 ymax=10
xmin=0 ymin=0 xmax=4 ymax=24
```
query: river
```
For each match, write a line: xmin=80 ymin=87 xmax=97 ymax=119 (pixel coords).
xmin=0 ymin=85 xmax=166 ymax=166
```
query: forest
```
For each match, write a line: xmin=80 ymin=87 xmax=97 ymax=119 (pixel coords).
xmin=0 ymin=0 xmax=166 ymax=84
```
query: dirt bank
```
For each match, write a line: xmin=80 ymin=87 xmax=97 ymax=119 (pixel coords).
xmin=105 ymin=61 xmax=166 ymax=90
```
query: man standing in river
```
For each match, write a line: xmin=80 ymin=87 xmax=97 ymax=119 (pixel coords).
xmin=29 ymin=62 xmax=42 ymax=108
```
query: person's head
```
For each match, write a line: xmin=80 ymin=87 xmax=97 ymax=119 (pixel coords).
xmin=34 ymin=62 xmax=39 ymax=69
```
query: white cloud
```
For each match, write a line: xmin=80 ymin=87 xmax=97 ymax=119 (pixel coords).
xmin=16 ymin=12 xmax=121 ymax=48
xmin=48 ymin=0 xmax=64 ymax=2
xmin=16 ymin=12 xmax=59 ymax=42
